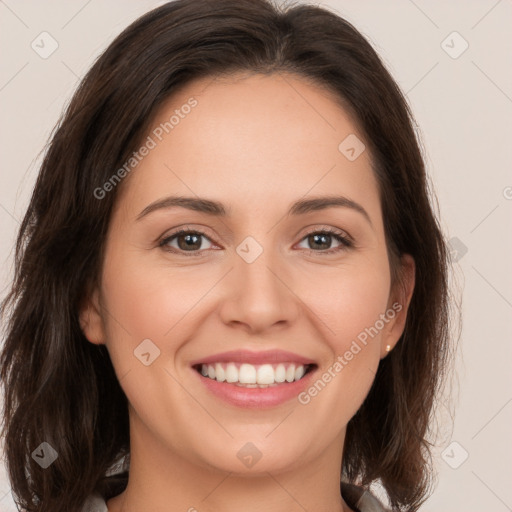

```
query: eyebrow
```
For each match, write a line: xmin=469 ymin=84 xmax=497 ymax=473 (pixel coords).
xmin=136 ymin=194 xmax=373 ymax=226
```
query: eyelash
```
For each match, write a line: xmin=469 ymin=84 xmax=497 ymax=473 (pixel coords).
xmin=158 ymin=226 xmax=353 ymax=258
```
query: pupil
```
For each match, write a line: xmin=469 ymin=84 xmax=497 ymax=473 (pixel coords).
xmin=311 ymin=233 xmax=330 ymax=250
xmin=179 ymin=234 xmax=200 ymax=250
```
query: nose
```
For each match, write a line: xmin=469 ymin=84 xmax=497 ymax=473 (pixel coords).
xmin=217 ymin=245 xmax=300 ymax=335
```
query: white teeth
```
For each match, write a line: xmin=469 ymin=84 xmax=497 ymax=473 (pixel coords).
xmin=225 ymin=363 xmax=238 ymax=383
xmin=198 ymin=362 xmax=310 ymax=385
xmin=285 ymin=364 xmax=296 ymax=382
xmin=256 ymin=364 xmax=275 ymax=385
xmin=275 ymin=364 xmax=286 ymax=383
xmin=215 ymin=363 xmax=226 ymax=382
xmin=239 ymin=363 xmax=256 ymax=384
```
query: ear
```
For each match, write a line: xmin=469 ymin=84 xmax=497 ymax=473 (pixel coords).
xmin=78 ymin=285 xmax=106 ymax=346
xmin=380 ymin=253 xmax=415 ymax=359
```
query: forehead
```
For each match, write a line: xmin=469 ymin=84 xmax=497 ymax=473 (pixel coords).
xmin=115 ymin=72 xmax=380 ymax=223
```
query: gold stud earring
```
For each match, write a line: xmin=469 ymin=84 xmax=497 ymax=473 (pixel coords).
xmin=385 ymin=345 xmax=391 ymax=352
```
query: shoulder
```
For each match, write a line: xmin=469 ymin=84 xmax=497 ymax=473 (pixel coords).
xmin=82 ymin=480 xmax=389 ymax=512
xmin=341 ymin=482 xmax=390 ymax=512
xmin=81 ymin=491 xmax=108 ymax=512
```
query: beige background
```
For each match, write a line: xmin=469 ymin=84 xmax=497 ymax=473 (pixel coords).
xmin=1 ymin=1 xmax=511 ymax=510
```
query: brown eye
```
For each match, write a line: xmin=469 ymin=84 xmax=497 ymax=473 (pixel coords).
xmin=160 ymin=229 xmax=214 ymax=255
xmin=296 ymin=228 xmax=353 ymax=255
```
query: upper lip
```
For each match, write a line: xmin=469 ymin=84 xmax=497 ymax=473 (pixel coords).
xmin=190 ymin=349 xmax=316 ymax=366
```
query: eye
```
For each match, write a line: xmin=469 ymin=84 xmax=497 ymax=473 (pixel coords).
xmin=159 ymin=226 xmax=353 ymax=257
xmin=159 ymin=228 xmax=214 ymax=256
xmin=296 ymin=227 xmax=353 ymax=255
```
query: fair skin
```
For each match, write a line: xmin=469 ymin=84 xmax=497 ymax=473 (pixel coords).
xmin=80 ymin=72 xmax=415 ymax=512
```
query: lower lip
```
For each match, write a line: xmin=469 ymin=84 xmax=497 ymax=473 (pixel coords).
xmin=192 ymin=367 xmax=317 ymax=409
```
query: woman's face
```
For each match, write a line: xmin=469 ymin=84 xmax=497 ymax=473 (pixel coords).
xmin=81 ymin=72 xmax=414 ymax=477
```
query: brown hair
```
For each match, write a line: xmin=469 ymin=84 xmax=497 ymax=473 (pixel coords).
xmin=0 ymin=1 xmax=452 ymax=510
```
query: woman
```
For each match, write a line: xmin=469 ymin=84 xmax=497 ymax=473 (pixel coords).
xmin=0 ymin=1 xmax=452 ymax=511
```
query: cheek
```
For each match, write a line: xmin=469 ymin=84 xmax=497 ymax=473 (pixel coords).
xmin=293 ymin=268 xmax=390 ymax=436
xmin=99 ymin=251 xmax=206 ymax=430
xmin=98 ymin=245 xmax=200 ymax=380
xmin=101 ymin=245 xmax=207 ymax=339
xmin=299 ymin=257 xmax=392 ymax=350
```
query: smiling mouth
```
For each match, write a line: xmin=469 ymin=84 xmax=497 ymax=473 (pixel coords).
xmin=192 ymin=362 xmax=317 ymax=387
